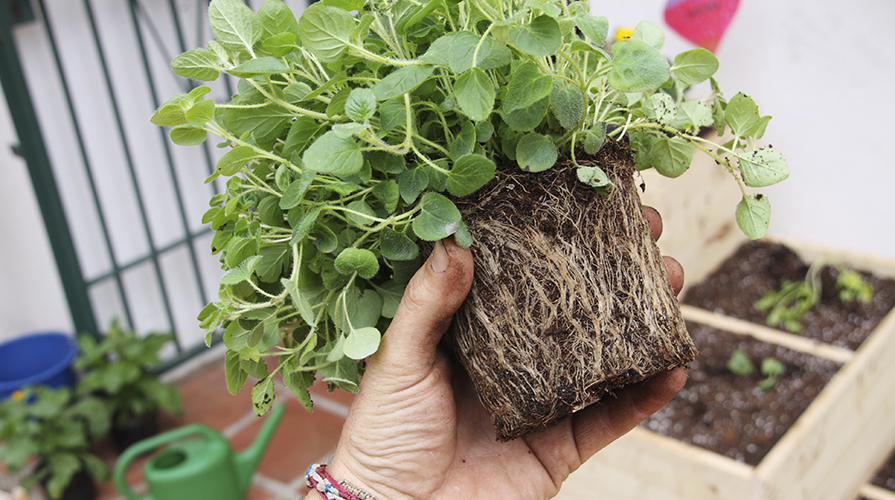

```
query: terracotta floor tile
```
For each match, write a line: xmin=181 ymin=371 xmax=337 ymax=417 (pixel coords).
xmin=245 ymin=483 xmax=277 ymax=500
xmin=229 ymin=397 xmax=345 ymax=484
xmin=176 ymin=365 xmax=254 ymax=431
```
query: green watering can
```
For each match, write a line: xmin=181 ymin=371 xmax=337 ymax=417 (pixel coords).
xmin=114 ymin=404 xmax=286 ymax=500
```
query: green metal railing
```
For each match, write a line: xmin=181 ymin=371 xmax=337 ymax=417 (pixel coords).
xmin=0 ymin=0 xmax=267 ymax=366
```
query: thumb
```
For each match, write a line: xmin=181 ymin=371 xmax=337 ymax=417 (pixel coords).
xmin=371 ymin=237 xmax=474 ymax=371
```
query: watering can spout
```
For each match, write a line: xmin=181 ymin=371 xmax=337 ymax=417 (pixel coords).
xmin=234 ymin=404 xmax=286 ymax=494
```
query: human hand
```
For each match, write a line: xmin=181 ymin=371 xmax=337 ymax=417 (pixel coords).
xmin=310 ymin=206 xmax=686 ymax=500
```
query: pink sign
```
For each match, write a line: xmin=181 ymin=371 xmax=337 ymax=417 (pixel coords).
xmin=664 ymin=0 xmax=740 ymax=52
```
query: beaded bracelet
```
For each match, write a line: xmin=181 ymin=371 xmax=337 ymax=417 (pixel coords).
xmin=305 ymin=463 xmax=381 ymax=500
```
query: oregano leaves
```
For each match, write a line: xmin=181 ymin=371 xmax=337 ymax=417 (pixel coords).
xmin=158 ymin=0 xmax=790 ymax=416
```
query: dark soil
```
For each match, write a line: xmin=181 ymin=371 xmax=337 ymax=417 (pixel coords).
xmin=642 ymin=240 xmax=895 ymax=465
xmin=871 ymin=449 xmax=895 ymax=492
xmin=682 ymin=241 xmax=895 ymax=350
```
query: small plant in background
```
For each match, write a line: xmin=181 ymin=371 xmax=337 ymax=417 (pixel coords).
xmin=726 ymin=349 xmax=785 ymax=391
xmin=0 ymin=386 xmax=110 ymax=499
xmin=754 ymin=261 xmax=874 ymax=333
xmin=75 ymin=321 xmax=183 ymax=450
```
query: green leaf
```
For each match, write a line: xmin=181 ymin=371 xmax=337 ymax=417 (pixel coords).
xmin=343 ymin=326 xmax=381 ymax=360
xmin=447 ymin=154 xmax=496 ymax=196
xmin=185 ymin=100 xmax=216 ymax=127
xmin=217 ymin=146 xmax=257 ymax=176
xmin=503 ymin=96 xmax=549 ymax=132
xmin=608 ymin=39 xmax=670 ymax=92
xmin=372 ymin=180 xmax=400 ymax=213
xmin=422 ymin=32 xmax=512 ymax=74
xmin=399 ymin=168 xmax=429 ymax=204
xmin=549 ymin=86 xmax=585 ymax=130
xmin=209 ymin=0 xmax=262 ymax=56
xmin=258 ymin=0 xmax=300 ymax=39
xmin=576 ymin=14 xmax=608 ymax=45
xmin=372 ymin=64 xmax=436 ymax=101
xmin=736 ymin=194 xmax=772 ymax=239
xmin=379 ymin=227 xmax=419 ymax=261
xmin=291 ymin=206 xmax=322 ymax=244
xmin=284 ymin=371 xmax=314 ymax=412
xmin=449 ymin=122 xmax=476 ymax=161
xmin=725 ymin=93 xmax=761 ymax=138
xmin=282 ymin=116 xmax=323 ymax=159
xmin=650 ymin=136 xmax=694 ymax=178
xmin=255 ymin=244 xmax=290 ymax=282
xmin=509 ymin=15 xmax=562 ymax=56
xmin=251 ymin=377 xmax=275 ymax=416
xmin=297 ymin=4 xmax=355 ymax=62
xmin=371 ymin=281 xmax=405 ymax=318
xmin=454 ymin=68 xmax=495 ymax=122
xmin=727 ymin=349 xmax=757 ymax=376
xmin=225 ymin=350 xmax=248 ymax=394
xmin=503 ymin=62 xmax=553 ymax=113
xmin=280 ymin=170 xmax=316 ymax=210
xmin=281 ymin=277 xmax=316 ymax=327
xmin=262 ymin=32 xmax=298 ymax=57
xmin=172 ymin=49 xmax=220 ymax=81
xmin=583 ymin=123 xmax=606 ymax=155
xmin=151 ymin=94 xmax=189 ymax=127
xmin=219 ymin=90 xmax=292 ymax=145
xmin=228 ymin=56 xmax=290 ymax=77
xmin=170 ymin=125 xmax=208 ymax=146
xmin=331 ymin=285 xmax=383 ymax=331
xmin=739 ymin=146 xmax=789 ymax=187
xmin=302 ymin=131 xmax=364 ymax=175
xmin=672 ymin=48 xmax=719 ymax=85
xmin=345 ymin=88 xmax=377 ymax=122
xmin=632 ymin=21 xmax=665 ymax=50
xmin=412 ymin=192 xmax=462 ymax=241
xmin=516 ymin=133 xmax=557 ymax=173
xmin=577 ymin=165 xmax=614 ymax=191
xmin=379 ymin=99 xmax=408 ymax=133
xmin=671 ymin=101 xmax=713 ymax=131
xmin=346 ymin=199 xmax=378 ymax=227
xmin=334 ymin=248 xmax=380 ymax=279
xmin=222 ymin=255 xmax=263 ymax=285
xmin=643 ymin=93 xmax=676 ymax=124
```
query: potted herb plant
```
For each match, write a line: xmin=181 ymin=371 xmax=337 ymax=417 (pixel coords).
xmin=152 ymin=0 xmax=788 ymax=439
xmin=0 ymin=386 xmax=109 ymax=500
xmin=74 ymin=321 xmax=183 ymax=452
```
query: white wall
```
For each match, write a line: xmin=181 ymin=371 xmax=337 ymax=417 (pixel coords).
xmin=1 ymin=0 xmax=894 ymax=344
xmin=593 ymin=0 xmax=895 ymax=259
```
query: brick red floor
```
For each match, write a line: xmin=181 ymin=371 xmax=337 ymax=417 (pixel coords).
xmin=90 ymin=358 xmax=352 ymax=500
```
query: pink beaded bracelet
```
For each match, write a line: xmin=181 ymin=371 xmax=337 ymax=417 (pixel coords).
xmin=305 ymin=463 xmax=380 ymax=500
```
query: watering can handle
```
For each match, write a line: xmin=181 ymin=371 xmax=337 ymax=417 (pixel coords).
xmin=113 ymin=424 xmax=219 ymax=500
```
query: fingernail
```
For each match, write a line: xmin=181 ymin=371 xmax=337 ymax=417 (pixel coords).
xmin=429 ymin=239 xmax=451 ymax=274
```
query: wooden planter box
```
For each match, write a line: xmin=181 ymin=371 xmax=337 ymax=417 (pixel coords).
xmin=556 ymin=145 xmax=895 ymax=499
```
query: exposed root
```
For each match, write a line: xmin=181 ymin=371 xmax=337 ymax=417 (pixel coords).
xmin=449 ymin=140 xmax=697 ymax=441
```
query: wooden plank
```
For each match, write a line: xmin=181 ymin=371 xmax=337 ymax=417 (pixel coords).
xmin=558 ymin=427 xmax=758 ymax=500
xmin=680 ymin=304 xmax=855 ymax=364
xmin=769 ymin=236 xmax=895 ymax=279
xmin=756 ymin=308 xmax=895 ymax=500
xmin=859 ymin=484 xmax=895 ymax=500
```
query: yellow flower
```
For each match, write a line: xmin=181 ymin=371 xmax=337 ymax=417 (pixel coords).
xmin=11 ymin=390 xmax=24 ymax=402
xmin=615 ymin=27 xmax=634 ymax=41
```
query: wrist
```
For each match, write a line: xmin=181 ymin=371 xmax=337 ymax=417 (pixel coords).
xmin=305 ymin=462 xmax=383 ymax=500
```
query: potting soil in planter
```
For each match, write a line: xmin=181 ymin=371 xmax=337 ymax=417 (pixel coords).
xmin=642 ymin=241 xmax=895 ymax=465
xmin=869 ymin=448 xmax=895 ymax=493
xmin=644 ymin=322 xmax=841 ymax=464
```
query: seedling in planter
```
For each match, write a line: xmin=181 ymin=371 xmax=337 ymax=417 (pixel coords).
xmin=726 ymin=349 xmax=785 ymax=391
xmin=755 ymin=260 xmax=873 ymax=333
xmin=154 ymin=0 xmax=789 ymax=438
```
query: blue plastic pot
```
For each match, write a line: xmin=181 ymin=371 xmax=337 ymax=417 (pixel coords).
xmin=0 ymin=332 xmax=78 ymax=399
